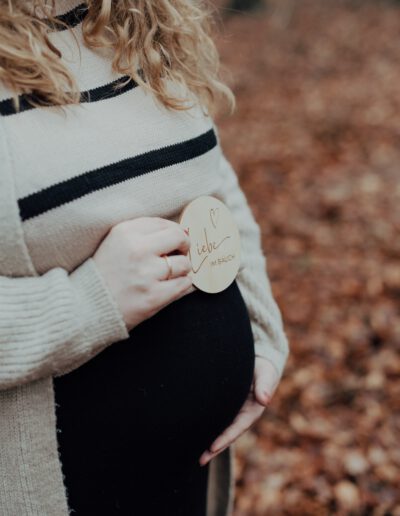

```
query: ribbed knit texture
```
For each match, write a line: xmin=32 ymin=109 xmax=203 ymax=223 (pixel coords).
xmin=0 ymin=259 xmax=130 ymax=390
xmin=0 ymin=1 xmax=289 ymax=514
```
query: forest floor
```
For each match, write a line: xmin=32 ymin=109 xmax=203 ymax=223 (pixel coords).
xmin=214 ymin=0 xmax=400 ymax=514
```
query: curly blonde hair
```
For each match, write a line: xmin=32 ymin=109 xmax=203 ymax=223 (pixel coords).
xmin=0 ymin=0 xmax=235 ymax=116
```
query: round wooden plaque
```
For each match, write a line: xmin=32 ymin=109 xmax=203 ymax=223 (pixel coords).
xmin=178 ymin=195 xmax=241 ymax=294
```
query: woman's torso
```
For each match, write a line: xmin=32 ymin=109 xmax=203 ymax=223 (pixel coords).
xmin=0 ymin=2 xmax=256 ymax=512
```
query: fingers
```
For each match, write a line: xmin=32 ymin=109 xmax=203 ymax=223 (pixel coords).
xmin=145 ymin=225 xmax=191 ymax=256
xmin=211 ymin=402 xmax=265 ymax=453
xmin=199 ymin=443 xmax=231 ymax=467
xmin=253 ymin=356 xmax=280 ymax=406
xmin=156 ymin=254 xmax=192 ymax=280
xmin=153 ymin=275 xmax=194 ymax=307
xmin=152 ymin=281 xmax=197 ymax=314
xmin=199 ymin=400 xmax=265 ymax=466
xmin=198 ymin=357 xmax=280 ymax=466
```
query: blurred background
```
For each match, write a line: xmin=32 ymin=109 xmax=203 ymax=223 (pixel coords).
xmin=212 ymin=0 xmax=400 ymax=514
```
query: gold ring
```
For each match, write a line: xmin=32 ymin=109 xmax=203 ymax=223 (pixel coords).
xmin=162 ymin=254 xmax=173 ymax=280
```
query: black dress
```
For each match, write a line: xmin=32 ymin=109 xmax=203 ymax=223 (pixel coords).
xmin=53 ymin=278 xmax=255 ymax=516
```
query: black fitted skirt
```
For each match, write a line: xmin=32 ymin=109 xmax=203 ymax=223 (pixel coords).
xmin=53 ymin=278 xmax=255 ymax=516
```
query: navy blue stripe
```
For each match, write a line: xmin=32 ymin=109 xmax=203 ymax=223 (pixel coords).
xmin=0 ymin=75 xmax=138 ymax=116
xmin=44 ymin=3 xmax=88 ymax=32
xmin=18 ymin=129 xmax=218 ymax=221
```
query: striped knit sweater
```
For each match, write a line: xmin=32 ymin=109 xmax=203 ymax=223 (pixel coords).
xmin=0 ymin=1 xmax=289 ymax=514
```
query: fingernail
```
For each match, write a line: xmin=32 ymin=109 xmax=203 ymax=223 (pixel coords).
xmin=264 ymin=391 xmax=271 ymax=403
xmin=199 ymin=452 xmax=210 ymax=465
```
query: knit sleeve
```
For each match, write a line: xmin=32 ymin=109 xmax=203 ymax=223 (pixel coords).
xmin=213 ymin=133 xmax=289 ymax=383
xmin=0 ymin=257 xmax=130 ymax=391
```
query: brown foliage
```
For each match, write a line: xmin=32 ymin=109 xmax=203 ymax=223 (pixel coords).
xmin=214 ymin=1 xmax=400 ymax=514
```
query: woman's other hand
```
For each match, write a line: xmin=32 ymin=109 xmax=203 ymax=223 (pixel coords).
xmin=93 ymin=217 xmax=196 ymax=332
xmin=198 ymin=356 xmax=279 ymax=466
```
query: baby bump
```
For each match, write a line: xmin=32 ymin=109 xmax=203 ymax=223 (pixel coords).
xmin=54 ymin=278 xmax=255 ymax=467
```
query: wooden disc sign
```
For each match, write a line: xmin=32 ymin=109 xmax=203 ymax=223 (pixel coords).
xmin=178 ymin=195 xmax=241 ymax=294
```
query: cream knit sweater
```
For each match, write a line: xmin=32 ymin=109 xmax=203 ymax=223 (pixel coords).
xmin=0 ymin=1 xmax=289 ymax=514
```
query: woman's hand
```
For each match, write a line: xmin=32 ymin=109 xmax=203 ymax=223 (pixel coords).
xmin=198 ymin=356 xmax=279 ymax=466
xmin=93 ymin=217 xmax=196 ymax=332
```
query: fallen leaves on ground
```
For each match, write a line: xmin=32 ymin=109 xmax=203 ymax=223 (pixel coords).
xmin=214 ymin=1 xmax=400 ymax=514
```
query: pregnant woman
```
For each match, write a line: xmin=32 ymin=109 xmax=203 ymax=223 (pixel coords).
xmin=0 ymin=1 xmax=289 ymax=515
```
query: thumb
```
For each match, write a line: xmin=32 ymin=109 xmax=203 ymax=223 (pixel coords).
xmin=253 ymin=357 xmax=278 ymax=407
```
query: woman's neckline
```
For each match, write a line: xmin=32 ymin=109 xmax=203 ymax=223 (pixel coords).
xmin=28 ymin=0 xmax=86 ymax=19
xmin=52 ymin=0 xmax=86 ymax=17
xmin=29 ymin=1 xmax=88 ymax=32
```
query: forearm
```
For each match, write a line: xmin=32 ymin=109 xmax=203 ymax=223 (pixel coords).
xmin=0 ymin=257 xmax=129 ymax=390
